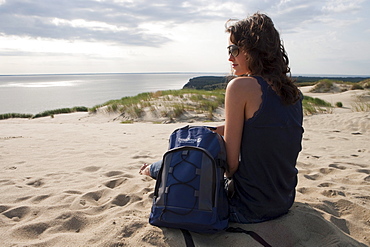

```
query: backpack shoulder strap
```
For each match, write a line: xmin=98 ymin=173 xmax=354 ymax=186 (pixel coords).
xmin=227 ymin=227 xmax=272 ymax=247
xmin=181 ymin=229 xmax=195 ymax=247
xmin=181 ymin=227 xmax=272 ymax=247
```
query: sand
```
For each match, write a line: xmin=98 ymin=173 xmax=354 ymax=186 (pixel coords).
xmin=0 ymin=88 xmax=369 ymax=246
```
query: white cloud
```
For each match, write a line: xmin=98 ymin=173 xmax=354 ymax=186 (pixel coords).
xmin=0 ymin=0 xmax=369 ymax=75
xmin=322 ymin=0 xmax=364 ymax=13
xmin=51 ymin=18 xmax=129 ymax=32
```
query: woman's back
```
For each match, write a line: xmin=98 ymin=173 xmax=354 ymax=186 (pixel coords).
xmin=230 ymin=76 xmax=304 ymax=222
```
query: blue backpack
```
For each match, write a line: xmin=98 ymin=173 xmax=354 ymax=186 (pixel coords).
xmin=149 ymin=125 xmax=229 ymax=233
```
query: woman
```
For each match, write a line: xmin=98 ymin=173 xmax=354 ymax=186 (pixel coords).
xmin=140 ymin=12 xmax=303 ymax=224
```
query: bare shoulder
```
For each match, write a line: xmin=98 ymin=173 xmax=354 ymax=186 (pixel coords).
xmin=226 ymin=76 xmax=260 ymax=94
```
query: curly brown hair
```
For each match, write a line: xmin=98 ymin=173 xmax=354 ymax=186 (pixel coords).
xmin=226 ymin=13 xmax=300 ymax=105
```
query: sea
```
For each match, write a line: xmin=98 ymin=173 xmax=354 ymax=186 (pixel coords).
xmin=0 ymin=73 xmax=227 ymax=114
xmin=1 ymin=72 xmax=368 ymax=115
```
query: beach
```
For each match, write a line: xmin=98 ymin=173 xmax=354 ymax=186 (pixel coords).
xmin=0 ymin=88 xmax=369 ymax=246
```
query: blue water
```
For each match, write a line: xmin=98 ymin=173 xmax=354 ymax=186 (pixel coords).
xmin=0 ymin=73 xmax=226 ymax=114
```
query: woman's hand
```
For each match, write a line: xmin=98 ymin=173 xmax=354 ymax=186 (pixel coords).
xmin=208 ymin=125 xmax=225 ymax=136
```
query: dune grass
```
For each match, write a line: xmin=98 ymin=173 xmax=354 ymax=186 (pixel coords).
xmin=1 ymin=89 xmax=334 ymax=121
xmin=0 ymin=106 xmax=89 ymax=120
xmin=352 ymin=94 xmax=370 ymax=112
xmin=308 ymin=78 xmax=370 ymax=93
xmin=92 ymin=88 xmax=331 ymax=119
xmin=91 ymin=89 xmax=225 ymax=120
xmin=302 ymin=95 xmax=332 ymax=115
xmin=0 ymin=113 xmax=34 ymax=120
xmin=33 ymin=106 xmax=89 ymax=118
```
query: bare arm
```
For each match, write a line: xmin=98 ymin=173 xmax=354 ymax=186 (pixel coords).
xmin=224 ymin=77 xmax=262 ymax=177
xmin=224 ymin=79 xmax=246 ymax=177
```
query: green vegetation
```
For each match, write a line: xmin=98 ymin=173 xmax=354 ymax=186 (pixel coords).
xmin=92 ymin=88 xmax=225 ymax=121
xmin=360 ymin=79 xmax=370 ymax=89
xmin=310 ymin=79 xmax=335 ymax=93
xmin=351 ymin=83 xmax=364 ymax=90
xmin=302 ymin=95 xmax=332 ymax=115
xmin=294 ymin=76 xmax=368 ymax=84
xmin=299 ymin=78 xmax=370 ymax=92
xmin=0 ymin=106 xmax=88 ymax=120
xmin=183 ymin=76 xmax=234 ymax=90
xmin=303 ymin=96 xmax=331 ymax=107
xmin=120 ymin=120 xmax=134 ymax=124
xmin=352 ymin=95 xmax=370 ymax=112
xmin=95 ymin=89 xmax=332 ymax=119
xmin=0 ymin=113 xmax=33 ymax=120
xmin=4 ymin=76 xmax=369 ymax=120
xmin=1 ymin=89 xmax=336 ymax=121
xmin=183 ymin=75 xmax=370 ymax=90
xmin=352 ymin=101 xmax=370 ymax=112
xmin=33 ymin=106 xmax=88 ymax=118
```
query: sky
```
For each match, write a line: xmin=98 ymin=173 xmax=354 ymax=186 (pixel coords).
xmin=0 ymin=0 xmax=369 ymax=76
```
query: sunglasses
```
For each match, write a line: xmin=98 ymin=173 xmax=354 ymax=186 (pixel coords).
xmin=227 ymin=45 xmax=240 ymax=57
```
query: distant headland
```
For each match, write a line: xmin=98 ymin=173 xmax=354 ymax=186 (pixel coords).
xmin=183 ymin=75 xmax=369 ymax=90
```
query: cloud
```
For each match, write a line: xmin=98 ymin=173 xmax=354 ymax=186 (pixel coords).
xmin=0 ymin=0 xmax=179 ymax=46
xmin=0 ymin=0 xmax=369 ymax=75
xmin=322 ymin=0 xmax=364 ymax=13
xmin=0 ymin=0 xmax=322 ymax=46
xmin=0 ymin=0 xmax=243 ymax=46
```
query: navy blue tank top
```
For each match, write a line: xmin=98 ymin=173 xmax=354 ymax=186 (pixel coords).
xmin=230 ymin=76 xmax=303 ymax=222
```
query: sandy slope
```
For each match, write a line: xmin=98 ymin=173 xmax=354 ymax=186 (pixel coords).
xmin=0 ymin=89 xmax=369 ymax=246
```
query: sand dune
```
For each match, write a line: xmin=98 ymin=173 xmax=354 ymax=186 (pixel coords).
xmin=0 ymin=89 xmax=369 ymax=246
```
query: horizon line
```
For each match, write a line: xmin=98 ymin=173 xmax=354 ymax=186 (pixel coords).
xmin=0 ymin=72 xmax=369 ymax=78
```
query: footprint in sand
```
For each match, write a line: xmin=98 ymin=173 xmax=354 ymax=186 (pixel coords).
xmin=15 ymin=196 xmax=33 ymax=202
xmin=26 ymin=179 xmax=44 ymax=187
xmin=54 ymin=212 xmax=88 ymax=233
xmin=303 ymin=173 xmax=320 ymax=180
xmin=329 ymin=163 xmax=347 ymax=170
xmin=111 ymin=194 xmax=131 ymax=207
xmin=82 ymin=190 xmax=104 ymax=202
xmin=297 ymin=187 xmax=309 ymax=194
xmin=131 ymin=155 xmax=152 ymax=159
xmin=31 ymin=195 xmax=50 ymax=204
xmin=104 ymin=171 xmax=134 ymax=179
xmin=0 ymin=179 xmax=16 ymax=185
xmin=13 ymin=222 xmax=50 ymax=239
xmin=118 ymin=220 xmax=145 ymax=238
xmin=81 ymin=166 xmax=101 ymax=172
xmin=318 ymin=182 xmax=334 ymax=187
xmin=70 ymin=189 xmax=111 ymax=210
xmin=321 ymin=189 xmax=345 ymax=197
xmin=131 ymin=150 xmax=153 ymax=160
xmin=357 ymin=169 xmax=370 ymax=174
xmin=104 ymin=171 xmax=124 ymax=177
xmin=2 ymin=206 xmax=30 ymax=221
xmin=104 ymin=178 xmax=127 ymax=189
xmin=296 ymin=187 xmax=319 ymax=195
xmin=63 ymin=190 xmax=83 ymax=195
xmin=0 ymin=205 xmax=10 ymax=214
xmin=319 ymin=168 xmax=334 ymax=174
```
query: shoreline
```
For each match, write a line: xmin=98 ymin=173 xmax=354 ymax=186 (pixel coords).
xmin=1 ymin=84 xmax=369 ymax=122
xmin=1 ymin=76 xmax=369 ymax=116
